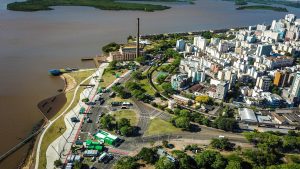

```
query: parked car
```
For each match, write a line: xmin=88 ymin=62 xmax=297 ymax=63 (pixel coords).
xmin=86 ymin=102 xmax=96 ymax=106
xmin=65 ymin=163 xmax=73 ymax=169
xmin=86 ymin=118 xmax=92 ymax=123
xmin=99 ymin=100 xmax=105 ymax=105
xmin=102 ymin=153 xmax=113 ymax=164
xmin=70 ymin=117 xmax=79 ymax=123
xmin=98 ymin=152 xmax=107 ymax=162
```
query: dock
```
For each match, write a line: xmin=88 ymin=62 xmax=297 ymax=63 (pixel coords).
xmin=81 ymin=55 xmax=107 ymax=68
xmin=81 ymin=57 xmax=94 ymax=61
xmin=0 ymin=127 xmax=44 ymax=162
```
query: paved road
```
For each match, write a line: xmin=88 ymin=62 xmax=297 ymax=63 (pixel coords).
xmin=131 ymin=98 xmax=173 ymax=136
xmin=35 ymin=65 xmax=108 ymax=169
xmin=132 ymin=99 xmax=151 ymax=135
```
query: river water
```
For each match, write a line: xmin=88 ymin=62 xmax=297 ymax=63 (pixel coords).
xmin=0 ymin=0 xmax=299 ymax=168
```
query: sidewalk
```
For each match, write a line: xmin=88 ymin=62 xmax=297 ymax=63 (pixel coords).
xmin=45 ymin=63 xmax=108 ymax=169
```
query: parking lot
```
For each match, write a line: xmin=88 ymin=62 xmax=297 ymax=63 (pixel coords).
xmin=73 ymin=91 xmax=133 ymax=168
xmin=91 ymin=153 xmax=122 ymax=169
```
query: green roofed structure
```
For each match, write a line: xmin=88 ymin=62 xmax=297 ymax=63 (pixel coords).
xmin=95 ymin=145 xmax=103 ymax=151
xmin=94 ymin=130 xmax=119 ymax=146
xmin=86 ymin=139 xmax=92 ymax=146
xmin=79 ymin=107 xmax=86 ymax=114
xmin=85 ymin=139 xmax=104 ymax=151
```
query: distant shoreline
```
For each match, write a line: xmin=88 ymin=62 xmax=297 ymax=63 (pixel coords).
xmin=236 ymin=5 xmax=288 ymax=12
xmin=6 ymin=0 xmax=170 ymax=12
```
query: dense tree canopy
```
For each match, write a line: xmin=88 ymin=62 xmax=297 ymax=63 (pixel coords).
xmin=102 ymin=42 xmax=120 ymax=53
xmin=132 ymin=71 xmax=144 ymax=80
xmin=157 ymin=74 xmax=168 ymax=84
xmin=213 ymin=117 xmax=238 ymax=132
xmin=210 ymin=138 xmax=235 ymax=151
xmin=114 ymin=156 xmax=139 ymax=169
xmin=137 ymin=147 xmax=158 ymax=164
xmin=172 ymin=116 xmax=191 ymax=130
xmin=155 ymin=156 xmax=176 ymax=169
xmin=100 ymin=114 xmax=114 ymax=130
xmin=195 ymin=95 xmax=212 ymax=104
xmin=194 ymin=150 xmax=227 ymax=169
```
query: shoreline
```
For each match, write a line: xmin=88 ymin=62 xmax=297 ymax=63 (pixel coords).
xmin=41 ymin=67 xmax=104 ymax=169
xmin=140 ymin=26 xmax=248 ymax=39
xmin=20 ymin=73 xmax=76 ymax=169
xmin=6 ymin=0 xmax=170 ymax=12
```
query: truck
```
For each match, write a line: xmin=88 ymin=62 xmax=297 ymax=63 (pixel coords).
xmin=98 ymin=152 xmax=107 ymax=162
xmin=83 ymin=150 xmax=99 ymax=157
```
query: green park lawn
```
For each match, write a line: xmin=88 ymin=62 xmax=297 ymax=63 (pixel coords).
xmin=99 ymin=69 xmax=126 ymax=88
xmin=144 ymin=118 xmax=181 ymax=136
xmin=139 ymin=78 xmax=156 ymax=96
xmin=112 ymin=109 xmax=138 ymax=126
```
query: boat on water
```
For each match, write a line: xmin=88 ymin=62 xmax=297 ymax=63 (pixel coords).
xmin=48 ymin=69 xmax=62 ymax=76
xmin=49 ymin=67 xmax=79 ymax=76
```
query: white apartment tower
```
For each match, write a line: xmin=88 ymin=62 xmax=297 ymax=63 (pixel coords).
xmin=193 ymin=36 xmax=207 ymax=52
xmin=256 ymin=76 xmax=271 ymax=91
xmin=290 ymin=72 xmax=300 ymax=98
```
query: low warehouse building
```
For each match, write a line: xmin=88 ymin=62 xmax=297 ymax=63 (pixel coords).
xmin=238 ymin=108 xmax=258 ymax=123
xmin=94 ymin=130 xmax=119 ymax=146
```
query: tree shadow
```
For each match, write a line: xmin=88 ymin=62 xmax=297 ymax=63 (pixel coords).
xmin=188 ymin=124 xmax=201 ymax=133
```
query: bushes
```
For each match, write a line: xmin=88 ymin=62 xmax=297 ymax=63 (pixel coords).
xmin=161 ymin=82 xmax=175 ymax=95
xmin=243 ymin=131 xmax=300 ymax=153
xmin=112 ymin=85 xmax=131 ymax=99
xmin=156 ymin=74 xmax=168 ymax=84
xmin=100 ymin=114 xmax=114 ymax=130
xmin=125 ymin=81 xmax=153 ymax=103
xmin=212 ymin=117 xmax=238 ymax=132
xmin=243 ymin=149 xmax=283 ymax=167
xmin=184 ymin=144 xmax=201 ymax=153
xmin=81 ymin=98 xmax=89 ymax=102
xmin=117 ymin=118 xmax=135 ymax=136
xmin=151 ymin=102 xmax=158 ymax=107
xmin=131 ymin=71 xmax=144 ymax=80
xmin=100 ymin=115 xmax=135 ymax=136
xmin=114 ymin=156 xmax=139 ymax=169
xmin=194 ymin=150 xmax=227 ymax=169
xmin=210 ymin=138 xmax=235 ymax=151
xmin=195 ymin=95 xmax=212 ymax=104
xmin=137 ymin=147 xmax=158 ymax=164
xmin=102 ymin=42 xmax=120 ymax=53
xmin=155 ymin=156 xmax=176 ymax=169
xmin=172 ymin=116 xmax=191 ymax=130
xmin=54 ymin=159 xmax=62 ymax=167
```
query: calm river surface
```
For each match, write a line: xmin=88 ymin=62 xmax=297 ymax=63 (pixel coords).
xmin=0 ymin=0 xmax=299 ymax=168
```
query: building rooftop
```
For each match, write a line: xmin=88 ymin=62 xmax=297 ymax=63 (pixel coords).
xmin=257 ymin=115 xmax=273 ymax=124
xmin=173 ymin=95 xmax=190 ymax=102
xmin=238 ymin=108 xmax=258 ymax=123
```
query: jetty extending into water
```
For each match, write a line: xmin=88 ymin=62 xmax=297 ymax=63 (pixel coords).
xmin=81 ymin=55 xmax=108 ymax=68
xmin=0 ymin=127 xmax=44 ymax=162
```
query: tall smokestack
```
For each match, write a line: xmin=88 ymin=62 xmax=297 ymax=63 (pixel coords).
xmin=136 ymin=18 xmax=140 ymax=58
